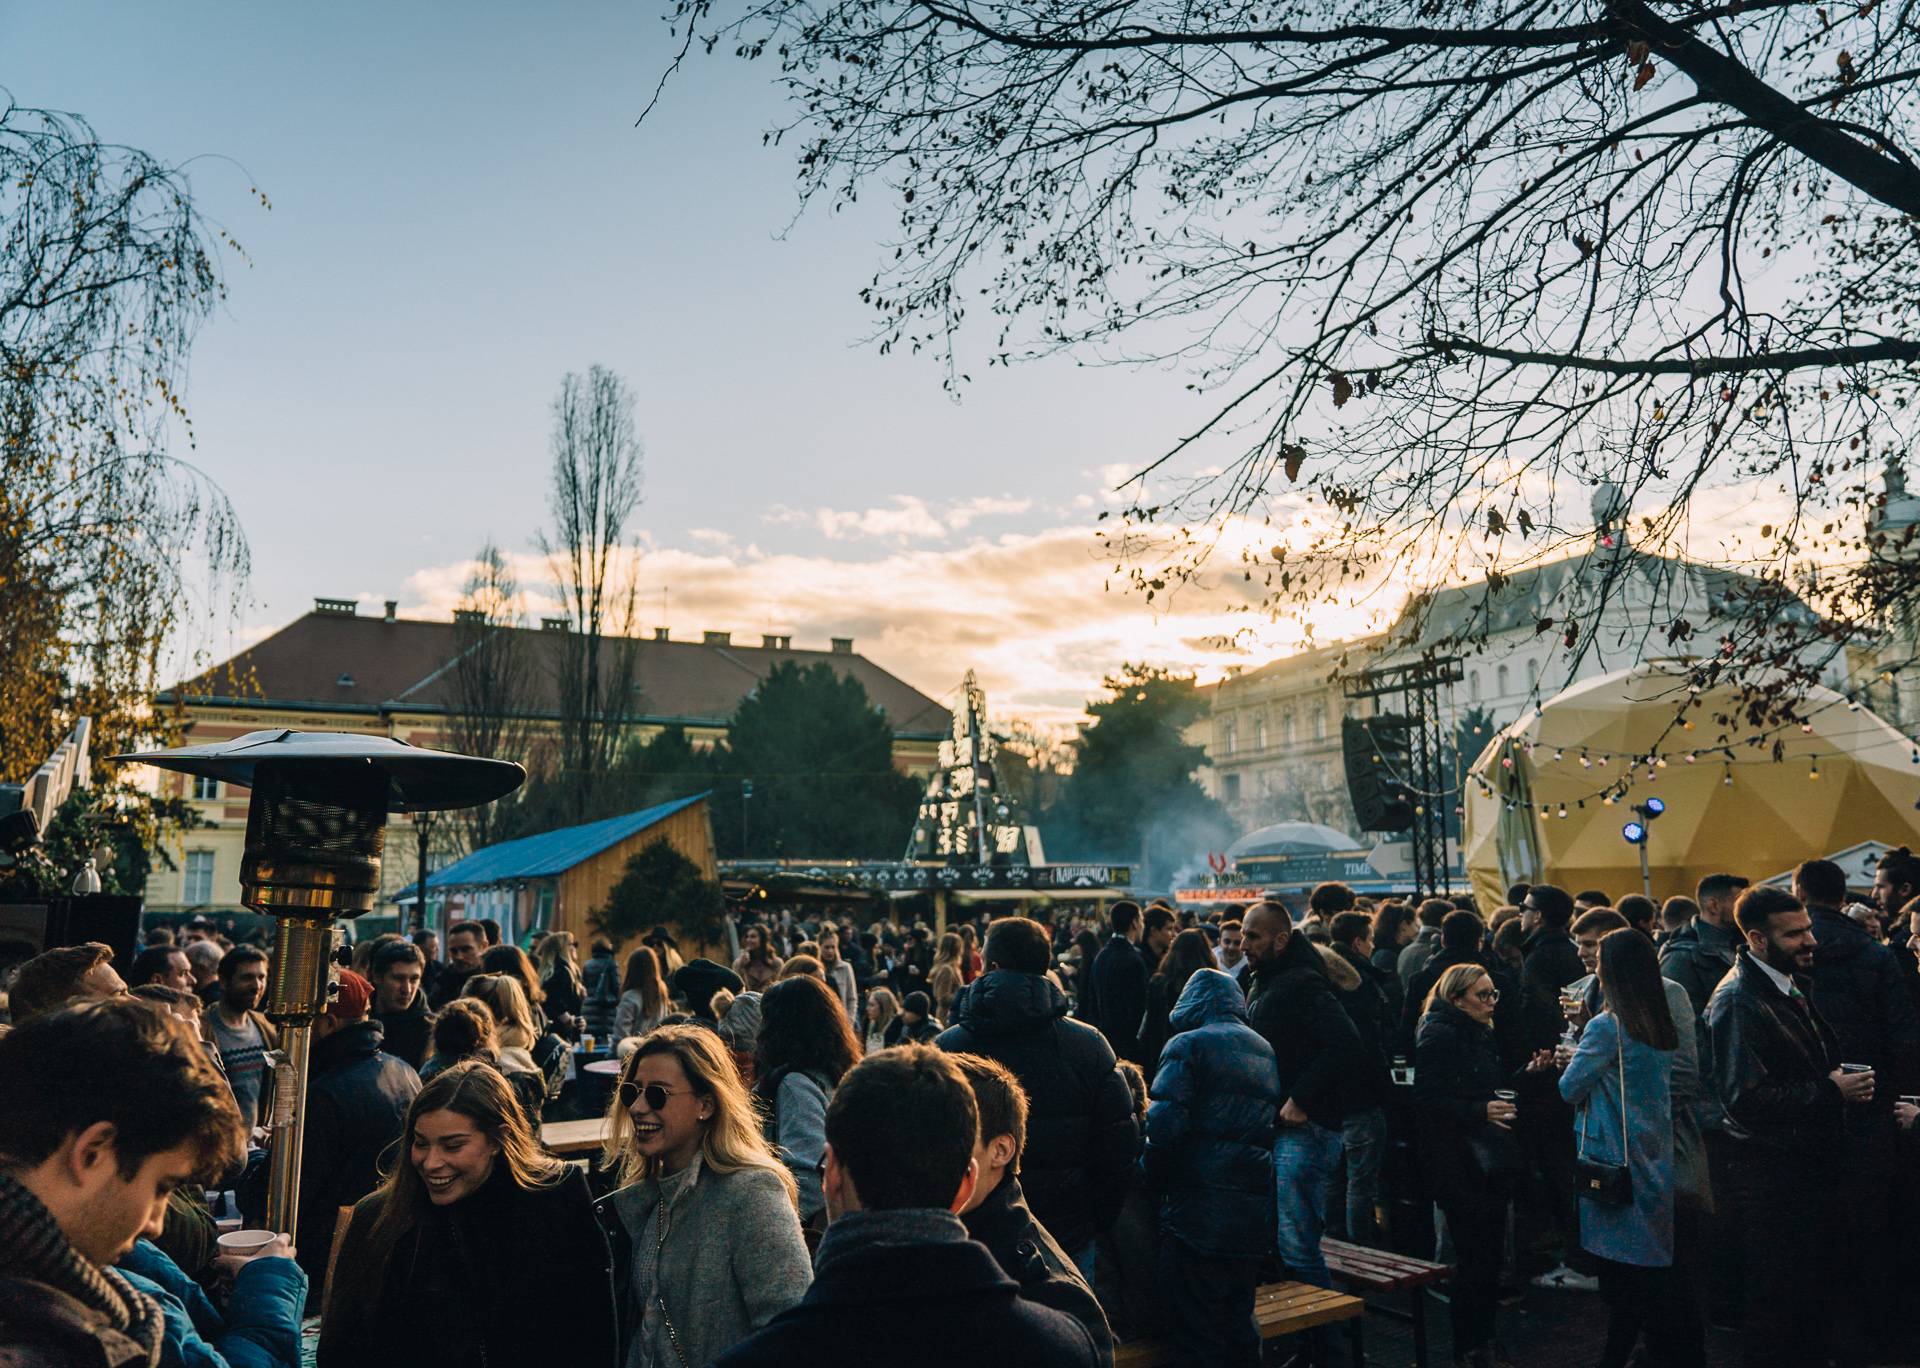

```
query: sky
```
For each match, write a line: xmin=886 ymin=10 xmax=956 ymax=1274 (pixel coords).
xmin=9 ymin=0 xmax=1378 ymax=726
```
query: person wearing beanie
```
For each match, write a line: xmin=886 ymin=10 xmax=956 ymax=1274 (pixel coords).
xmin=297 ymin=968 xmax=421 ymax=1295
xmin=887 ymin=991 xmax=942 ymax=1046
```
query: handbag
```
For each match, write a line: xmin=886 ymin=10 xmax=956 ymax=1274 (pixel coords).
xmin=1465 ymin=1123 xmax=1521 ymax=1181
xmin=1574 ymin=1021 xmax=1634 ymax=1207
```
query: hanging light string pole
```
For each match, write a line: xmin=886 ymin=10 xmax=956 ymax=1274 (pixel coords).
xmin=116 ymin=731 xmax=523 ymax=1246
xmin=1343 ymin=656 xmax=1466 ymax=896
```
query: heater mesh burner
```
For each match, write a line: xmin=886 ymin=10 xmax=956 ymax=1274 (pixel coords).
xmin=241 ymin=761 xmax=388 ymax=915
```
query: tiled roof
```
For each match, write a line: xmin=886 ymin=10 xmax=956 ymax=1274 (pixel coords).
xmin=399 ymin=793 xmax=709 ymax=896
xmin=162 ymin=611 xmax=951 ymax=738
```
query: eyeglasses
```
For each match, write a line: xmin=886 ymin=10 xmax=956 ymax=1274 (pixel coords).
xmin=1469 ymin=987 xmax=1501 ymax=1003
xmin=618 ymin=1081 xmax=685 ymax=1111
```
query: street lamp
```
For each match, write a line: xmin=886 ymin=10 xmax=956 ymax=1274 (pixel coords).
xmin=116 ymin=729 xmax=521 ymax=1245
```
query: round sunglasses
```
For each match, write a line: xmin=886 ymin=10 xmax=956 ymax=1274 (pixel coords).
xmin=618 ymin=1080 xmax=686 ymax=1112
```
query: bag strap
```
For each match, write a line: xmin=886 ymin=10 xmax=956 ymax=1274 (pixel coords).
xmin=1575 ymin=1014 xmax=1631 ymax=1165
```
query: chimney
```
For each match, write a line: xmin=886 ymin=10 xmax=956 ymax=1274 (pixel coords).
xmin=831 ymin=637 xmax=854 ymax=655
xmin=383 ymin=600 xmax=397 ymax=623
xmin=313 ymin=597 xmax=356 ymax=618
xmin=653 ymin=627 xmax=670 ymax=641
xmin=541 ymin=617 xmax=571 ymax=633
xmin=452 ymin=608 xmax=485 ymax=626
xmin=762 ymin=634 xmax=793 ymax=650
xmin=703 ymin=630 xmax=732 ymax=646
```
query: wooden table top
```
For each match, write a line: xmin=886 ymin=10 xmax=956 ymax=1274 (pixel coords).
xmin=540 ymin=1117 xmax=611 ymax=1156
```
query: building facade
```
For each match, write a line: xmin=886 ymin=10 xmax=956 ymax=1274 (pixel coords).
xmin=143 ymin=598 xmax=950 ymax=918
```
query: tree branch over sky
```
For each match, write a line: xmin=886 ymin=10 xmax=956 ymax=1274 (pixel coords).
xmin=651 ymin=0 xmax=1920 ymax=705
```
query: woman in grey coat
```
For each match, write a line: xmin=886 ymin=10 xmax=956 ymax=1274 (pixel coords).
xmin=597 ymin=1025 xmax=812 ymax=1368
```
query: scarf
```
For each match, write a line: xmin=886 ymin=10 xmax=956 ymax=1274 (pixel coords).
xmin=0 ymin=1170 xmax=163 ymax=1366
xmin=812 ymin=1206 xmax=969 ymax=1275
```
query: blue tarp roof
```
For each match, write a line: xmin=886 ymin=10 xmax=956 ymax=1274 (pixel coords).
xmin=400 ymin=793 xmax=708 ymax=897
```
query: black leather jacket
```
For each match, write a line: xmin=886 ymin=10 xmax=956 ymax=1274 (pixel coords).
xmin=1703 ymin=952 xmax=1843 ymax=1161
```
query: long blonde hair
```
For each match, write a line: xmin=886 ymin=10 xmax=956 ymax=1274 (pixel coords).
xmin=464 ymin=973 xmax=537 ymax=1052
xmin=323 ymin=1062 xmax=565 ymax=1333
xmin=533 ymin=930 xmax=583 ymax=996
xmin=601 ymin=1023 xmax=799 ymax=1208
xmin=866 ymin=987 xmax=900 ymax=1037
xmin=1424 ymin=963 xmax=1492 ymax=1019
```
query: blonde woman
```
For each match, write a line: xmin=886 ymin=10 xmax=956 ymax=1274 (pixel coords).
xmin=863 ymin=987 xmax=900 ymax=1055
xmin=534 ymin=929 xmax=587 ymax=1027
xmin=614 ymin=944 xmax=668 ymax=1046
xmin=462 ymin=972 xmax=551 ymax=1121
xmin=927 ymin=931 xmax=965 ymax=1022
xmin=600 ymin=1025 xmax=812 ymax=1366
xmin=320 ymin=1061 xmax=615 ymax=1366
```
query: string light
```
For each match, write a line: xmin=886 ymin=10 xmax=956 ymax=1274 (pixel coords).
xmin=1809 ymin=757 xmax=1821 ymax=781
xmin=1557 ymin=803 xmax=1568 ymax=818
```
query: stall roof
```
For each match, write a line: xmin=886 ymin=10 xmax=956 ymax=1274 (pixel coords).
xmin=402 ymin=793 xmax=708 ymax=896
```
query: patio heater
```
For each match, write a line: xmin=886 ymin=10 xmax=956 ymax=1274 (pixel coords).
xmin=116 ymin=730 xmax=522 ymax=1244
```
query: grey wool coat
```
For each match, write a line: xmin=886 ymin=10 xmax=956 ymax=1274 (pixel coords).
xmin=602 ymin=1157 xmax=812 ymax=1368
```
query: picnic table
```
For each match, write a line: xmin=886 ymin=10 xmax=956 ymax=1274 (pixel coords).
xmin=1114 ymin=1280 xmax=1364 ymax=1366
xmin=540 ymin=1116 xmax=611 ymax=1157
xmin=1323 ymin=1238 xmax=1451 ymax=1368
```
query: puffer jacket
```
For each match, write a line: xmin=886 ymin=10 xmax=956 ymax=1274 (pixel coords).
xmin=1806 ymin=903 xmax=1920 ymax=1105
xmin=119 ymin=1238 xmax=306 ymax=1368
xmin=1142 ymin=969 xmax=1282 ymax=1259
xmin=296 ymin=1019 xmax=421 ymax=1290
xmin=937 ymin=971 xmax=1140 ymax=1252
xmin=1704 ymin=951 xmax=1843 ymax=1161
xmin=1244 ymin=930 xmax=1365 ymax=1129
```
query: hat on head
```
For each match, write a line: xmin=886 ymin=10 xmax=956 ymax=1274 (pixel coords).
xmin=328 ymin=969 xmax=373 ymax=1021
xmin=903 ymin=991 xmax=932 ymax=1017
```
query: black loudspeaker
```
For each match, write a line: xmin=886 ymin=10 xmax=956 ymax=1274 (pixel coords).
xmin=1343 ymin=715 xmax=1416 ymax=832
xmin=0 ymin=895 xmax=142 ymax=981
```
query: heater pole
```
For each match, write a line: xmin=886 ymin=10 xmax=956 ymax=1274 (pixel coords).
xmin=263 ymin=1025 xmax=311 ymax=1243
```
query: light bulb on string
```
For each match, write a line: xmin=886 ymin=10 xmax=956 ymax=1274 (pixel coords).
xmin=1810 ymin=757 xmax=1821 ymax=781
xmin=1723 ymin=767 xmax=1734 ymax=788
xmin=1579 ymin=751 xmax=1592 ymax=769
xmin=1685 ymin=753 xmax=1696 ymax=764
xmin=1556 ymin=803 xmax=1568 ymax=818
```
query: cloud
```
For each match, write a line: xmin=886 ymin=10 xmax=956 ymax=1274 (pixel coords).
xmin=400 ymin=515 xmax=1397 ymax=726
xmin=765 ymin=493 xmax=1034 ymax=544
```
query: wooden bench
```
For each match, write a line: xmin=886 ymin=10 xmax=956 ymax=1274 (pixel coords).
xmin=1322 ymin=1238 xmax=1451 ymax=1368
xmin=1114 ymin=1279 xmax=1365 ymax=1367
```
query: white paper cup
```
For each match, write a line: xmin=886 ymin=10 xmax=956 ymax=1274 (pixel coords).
xmin=216 ymin=1229 xmax=278 ymax=1257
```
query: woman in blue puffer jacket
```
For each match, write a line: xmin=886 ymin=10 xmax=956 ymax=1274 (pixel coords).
xmin=1142 ymin=967 xmax=1282 ymax=1368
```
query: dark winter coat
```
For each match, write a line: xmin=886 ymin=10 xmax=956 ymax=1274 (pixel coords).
xmin=580 ymin=951 xmax=621 ymax=1038
xmin=962 ymin=1178 xmax=1115 ymax=1365
xmin=296 ymin=1018 xmax=421 ymax=1290
xmin=1806 ymin=903 xmax=1920 ymax=1104
xmin=885 ymin=1015 xmax=941 ymax=1047
xmin=373 ymin=995 xmax=433 ymax=1071
xmin=1400 ymin=950 xmax=1525 ymax=1068
xmin=1142 ymin=969 xmax=1282 ymax=1259
xmin=1704 ymin=951 xmax=1843 ymax=1163
xmin=938 ymin=971 xmax=1140 ymax=1252
xmin=1657 ymin=915 xmax=1742 ymax=1024
xmin=1411 ymin=1000 xmax=1517 ymax=1209
xmin=1327 ymin=942 xmax=1393 ymax=1109
xmin=319 ymin=1165 xmax=615 ymax=1368
xmin=1244 ymin=930 xmax=1365 ymax=1129
xmin=711 ymin=1209 xmax=1102 ymax=1368
xmin=1519 ymin=927 xmax=1588 ymax=1052
xmin=1080 ymin=935 xmax=1150 ymax=1067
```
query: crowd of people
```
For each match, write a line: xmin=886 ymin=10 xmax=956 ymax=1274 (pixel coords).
xmin=4 ymin=848 xmax=1920 ymax=1368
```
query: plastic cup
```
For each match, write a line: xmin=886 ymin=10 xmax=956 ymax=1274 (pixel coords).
xmin=216 ymin=1229 xmax=278 ymax=1257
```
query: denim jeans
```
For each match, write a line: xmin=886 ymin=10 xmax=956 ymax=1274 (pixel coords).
xmin=1323 ymin=1106 xmax=1387 ymax=1246
xmin=1273 ymin=1119 xmax=1344 ymax=1287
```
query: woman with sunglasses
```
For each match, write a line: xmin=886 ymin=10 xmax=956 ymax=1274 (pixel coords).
xmin=598 ymin=1024 xmax=811 ymax=1368
xmin=320 ymin=1060 xmax=615 ymax=1367
xmin=1415 ymin=962 xmax=1554 ymax=1368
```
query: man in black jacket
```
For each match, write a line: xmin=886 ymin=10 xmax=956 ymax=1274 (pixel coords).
xmin=1079 ymin=902 xmax=1151 ymax=1067
xmin=1325 ymin=912 xmax=1397 ymax=1250
xmin=297 ymin=970 xmax=421 ymax=1294
xmin=1513 ymin=883 xmax=1593 ymax=1289
xmin=714 ymin=1047 xmax=1103 ymax=1368
xmin=937 ymin=917 xmax=1139 ymax=1264
xmin=951 ymin=1052 xmax=1115 ymax=1363
xmin=1795 ymin=859 xmax=1916 ymax=1364
xmin=1241 ymin=901 xmax=1363 ymax=1289
xmin=1706 ymin=885 xmax=1865 ymax=1368
xmin=1659 ymin=873 xmax=1749 ymax=1023
xmin=368 ymin=940 xmax=433 ymax=1070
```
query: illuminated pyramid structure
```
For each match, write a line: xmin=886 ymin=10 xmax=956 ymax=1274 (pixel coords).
xmin=904 ymin=672 xmax=1041 ymax=866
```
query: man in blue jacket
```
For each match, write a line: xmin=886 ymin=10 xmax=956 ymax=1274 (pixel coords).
xmin=1143 ymin=968 xmax=1283 ymax=1368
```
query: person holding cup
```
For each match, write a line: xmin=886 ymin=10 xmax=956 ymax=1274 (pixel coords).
xmin=1413 ymin=963 xmax=1554 ymax=1367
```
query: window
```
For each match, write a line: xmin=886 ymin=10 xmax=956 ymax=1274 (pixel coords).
xmin=183 ymin=851 xmax=215 ymax=904
xmin=1470 ymin=669 xmax=1481 ymax=700
xmin=191 ymin=774 xmax=219 ymax=801
xmin=1282 ymin=711 xmax=1296 ymax=745
xmin=1527 ymin=659 xmax=1540 ymax=690
xmin=1223 ymin=720 xmax=1238 ymax=755
xmin=1223 ymin=773 xmax=1242 ymax=803
xmin=1312 ymin=706 xmax=1326 ymax=742
xmin=1254 ymin=715 xmax=1267 ymax=750
xmin=1497 ymin=664 xmax=1511 ymax=695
